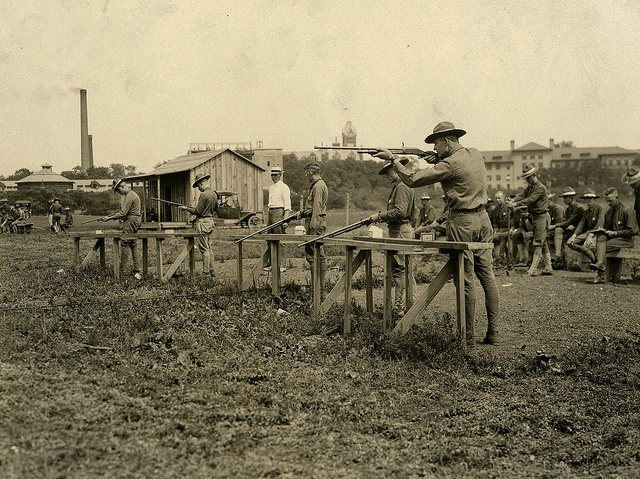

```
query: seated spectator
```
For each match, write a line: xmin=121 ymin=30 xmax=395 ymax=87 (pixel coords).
xmin=567 ymin=188 xmax=606 ymax=266
xmin=490 ymin=191 xmax=512 ymax=265
xmin=61 ymin=207 xmax=73 ymax=232
xmin=549 ymin=187 xmax=584 ymax=265
xmin=510 ymin=207 xmax=533 ymax=267
xmin=589 ymin=187 xmax=637 ymax=283
xmin=545 ymin=193 xmax=565 ymax=264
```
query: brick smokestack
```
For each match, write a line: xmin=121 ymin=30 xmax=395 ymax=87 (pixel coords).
xmin=80 ymin=89 xmax=92 ymax=173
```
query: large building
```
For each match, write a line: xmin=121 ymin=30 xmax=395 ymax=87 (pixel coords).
xmin=15 ymin=164 xmax=75 ymax=191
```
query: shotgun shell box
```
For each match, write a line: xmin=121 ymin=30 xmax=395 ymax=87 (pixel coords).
xmin=368 ymin=225 xmax=383 ymax=238
xmin=294 ymin=225 xmax=306 ymax=235
xmin=421 ymin=233 xmax=434 ymax=241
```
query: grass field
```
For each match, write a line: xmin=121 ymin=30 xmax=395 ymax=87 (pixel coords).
xmin=1 ymin=214 xmax=640 ymax=478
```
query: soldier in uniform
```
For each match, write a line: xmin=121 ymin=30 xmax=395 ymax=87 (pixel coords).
xmin=510 ymin=207 xmax=533 ymax=267
xmin=566 ymin=188 xmax=606 ymax=266
xmin=297 ymin=162 xmax=328 ymax=295
xmin=60 ymin=207 xmax=73 ymax=233
xmin=368 ymin=158 xmax=415 ymax=311
xmin=589 ymin=187 xmax=637 ymax=283
xmin=545 ymin=193 xmax=565 ymax=264
xmin=508 ymin=163 xmax=553 ymax=276
xmin=101 ymin=179 xmax=143 ymax=280
xmin=0 ymin=199 xmax=9 ymax=232
xmin=549 ymin=187 xmax=584 ymax=265
xmin=50 ymin=198 xmax=64 ymax=233
xmin=413 ymin=194 xmax=437 ymax=239
xmin=375 ymin=121 xmax=500 ymax=346
xmin=490 ymin=191 xmax=511 ymax=265
xmin=179 ymin=174 xmax=218 ymax=277
xmin=621 ymin=166 xmax=640 ymax=228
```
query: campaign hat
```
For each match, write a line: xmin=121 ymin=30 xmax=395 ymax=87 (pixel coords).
xmin=559 ymin=186 xmax=577 ymax=197
xmin=192 ymin=174 xmax=210 ymax=188
xmin=521 ymin=163 xmax=537 ymax=178
xmin=581 ymin=188 xmax=599 ymax=199
xmin=377 ymin=157 xmax=409 ymax=175
xmin=424 ymin=121 xmax=467 ymax=143
xmin=621 ymin=166 xmax=640 ymax=186
xmin=112 ymin=178 xmax=126 ymax=191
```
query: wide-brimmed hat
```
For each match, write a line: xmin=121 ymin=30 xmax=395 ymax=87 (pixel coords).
xmin=53 ymin=198 xmax=60 ymax=202
xmin=112 ymin=178 xmax=126 ymax=191
xmin=621 ymin=166 xmax=640 ymax=186
xmin=559 ymin=186 xmax=577 ymax=197
xmin=424 ymin=121 xmax=467 ymax=143
xmin=521 ymin=163 xmax=537 ymax=178
xmin=420 ymin=194 xmax=431 ymax=200
xmin=270 ymin=167 xmax=283 ymax=175
xmin=0 ymin=198 xmax=8 ymax=202
xmin=581 ymin=188 xmax=599 ymax=199
xmin=377 ymin=157 xmax=409 ymax=175
xmin=192 ymin=174 xmax=210 ymax=188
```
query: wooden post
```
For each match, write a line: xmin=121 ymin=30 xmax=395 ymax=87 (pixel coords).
xmin=142 ymin=238 xmax=148 ymax=277
xmin=269 ymin=240 xmax=280 ymax=297
xmin=365 ymin=250 xmax=373 ymax=313
xmin=99 ymin=238 xmax=106 ymax=269
xmin=383 ymin=250 xmax=395 ymax=333
xmin=405 ymin=254 xmax=415 ymax=311
xmin=156 ymin=238 xmax=164 ymax=281
xmin=188 ymin=237 xmax=195 ymax=278
xmin=454 ymin=251 xmax=466 ymax=339
xmin=112 ymin=238 xmax=121 ymax=280
xmin=236 ymin=241 xmax=243 ymax=291
xmin=73 ymin=237 xmax=80 ymax=273
xmin=344 ymin=246 xmax=354 ymax=335
xmin=345 ymin=192 xmax=350 ymax=226
xmin=313 ymin=242 xmax=322 ymax=317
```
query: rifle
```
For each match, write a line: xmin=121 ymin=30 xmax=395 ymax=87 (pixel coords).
xmin=151 ymin=197 xmax=187 ymax=208
xmin=298 ymin=217 xmax=372 ymax=247
xmin=80 ymin=217 xmax=104 ymax=225
xmin=234 ymin=212 xmax=300 ymax=243
xmin=314 ymin=146 xmax=438 ymax=163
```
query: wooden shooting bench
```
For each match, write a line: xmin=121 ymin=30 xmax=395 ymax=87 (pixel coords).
xmin=233 ymin=233 xmax=321 ymax=296
xmin=72 ymin=231 xmax=204 ymax=282
xmin=314 ymin=237 xmax=492 ymax=338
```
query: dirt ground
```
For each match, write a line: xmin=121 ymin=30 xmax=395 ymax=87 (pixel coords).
xmin=1 ymin=219 xmax=640 ymax=478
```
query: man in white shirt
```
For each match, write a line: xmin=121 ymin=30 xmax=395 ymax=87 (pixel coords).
xmin=263 ymin=166 xmax=292 ymax=272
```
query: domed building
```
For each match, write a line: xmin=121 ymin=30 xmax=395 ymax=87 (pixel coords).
xmin=15 ymin=164 xmax=74 ymax=191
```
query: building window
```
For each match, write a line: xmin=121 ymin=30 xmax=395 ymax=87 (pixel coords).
xmin=487 ymin=175 xmax=492 ymax=181
xmin=267 ymin=161 xmax=270 ymax=167
xmin=530 ymin=155 xmax=535 ymax=159
xmin=486 ymin=164 xmax=491 ymax=170
xmin=538 ymin=155 xmax=542 ymax=159
xmin=617 ymin=159 xmax=621 ymax=166
xmin=506 ymin=165 xmax=510 ymax=170
xmin=496 ymin=175 xmax=501 ymax=181
xmin=497 ymin=184 xmax=502 ymax=190
xmin=496 ymin=164 xmax=501 ymax=170
xmin=522 ymin=156 xmax=527 ymax=160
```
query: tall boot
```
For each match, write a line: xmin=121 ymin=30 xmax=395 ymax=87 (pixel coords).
xmin=465 ymin=300 xmax=476 ymax=346
xmin=541 ymin=251 xmax=553 ymax=275
xmin=203 ymin=251 xmax=211 ymax=276
xmin=553 ymin=229 xmax=563 ymax=263
xmin=528 ymin=247 xmax=542 ymax=276
xmin=483 ymin=299 xmax=500 ymax=345
xmin=580 ymin=246 xmax=596 ymax=264
xmin=589 ymin=238 xmax=606 ymax=273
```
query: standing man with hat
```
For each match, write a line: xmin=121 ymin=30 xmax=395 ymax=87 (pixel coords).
xmin=490 ymin=191 xmax=512 ymax=266
xmin=566 ymin=188 xmax=606 ymax=266
xmin=507 ymin=163 xmax=553 ymax=276
xmin=50 ymin=198 xmax=64 ymax=233
xmin=367 ymin=158 xmax=416 ymax=312
xmin=297 ymin=162 xmax=328 ymax=295
xmin=622 ymin=166 xmax=640 ymax=228
xmin=374 ymin=121 xmax=500 ymax=346
xmin=263 ymin=166 xmax=291 ymax=273
xmin=589 ymin=187 xmax=637 ymax=283
xmin=413 ymin=193 xmax=437 ymax=239
xmin=101 ymin=179 xmax=143 ymax=279
xmin=179 ymin=174 xmax=218 ymax=277
xmin=549 ymin=186 xmax=584 ymax=265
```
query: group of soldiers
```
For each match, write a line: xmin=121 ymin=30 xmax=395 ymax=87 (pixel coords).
xmin=95 ymin=120 xmax=639 ymax=347
xmin=47 ymin=198 xmax=73 ymax=233
xmin=487 ymin=166 xmax=640 ymax=283
xmin=0 ymin=199 xmax=26 ymax=233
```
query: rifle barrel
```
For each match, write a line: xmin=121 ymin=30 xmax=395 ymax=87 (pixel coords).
xmin=234 ymin=213 xmax=298 ymax=243
xmin=297 ymin=219 xmax=370 ymax=247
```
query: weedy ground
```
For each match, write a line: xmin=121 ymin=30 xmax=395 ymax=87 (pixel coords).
xmin=1 ymin=217 xmax=640 ymax=478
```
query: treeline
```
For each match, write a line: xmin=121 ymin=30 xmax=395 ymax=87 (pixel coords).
xmin=1 ymin=189 xmax=119 ymax=216
xmin=0 ymin=163 xmax=140 ymax=181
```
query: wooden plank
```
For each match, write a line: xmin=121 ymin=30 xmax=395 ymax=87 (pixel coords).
xmin=393 ymin=259 xmax=455 ymax=334
xmin=112 ymin=238 xmax=121 ymax=281
xmin=352 ymin=236 xmax=493 ymax=251
xmin=242 ymin=248 xmax=269 ymax=290
xmin=74 ymin=237 xmax=80 ymax=273
xmin=188 ymin=237 xmax=195 ymax=278
xmin=321 ymin=249 xmax=366 ymax=312
xmin=99 ymin=238 xmax=106 ymax=269
xmin=269 ymin=240 xmax=280 ymax=297
xmin=236 ymin=241 xmax=243 ymax=291
xmin=142 ymin=238 xmax=149 ymax=276
xmin=80 ymin=239 xmax=102 ymax=269
xmin=156 ymin=238 xmax=164 ymax=281
xmin=405 ymin=254 xmax=415 ymax=311
xmin=313 ymin=243 xmax=322 ymax=317
xmin=344 ymin=246 xmax=354 ymax=335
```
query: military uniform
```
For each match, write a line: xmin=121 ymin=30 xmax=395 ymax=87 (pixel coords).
xmin=490 ymin=202 xmax=511 ymax=263
xmin=302 ymin=167 xmax=328 ymax=292
xmin=567 ymin=191 xmax=606 ymax=264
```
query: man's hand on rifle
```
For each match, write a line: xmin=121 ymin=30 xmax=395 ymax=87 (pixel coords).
xmin=373 ymin=149 xmax=395 ymax=162
xmin=367 ymin=213 xmax=381 ymax=224
xmin=99 ymin=216 xmax=109 ymax=222
xmin=295 ymin=211 xmax=305 ymax=220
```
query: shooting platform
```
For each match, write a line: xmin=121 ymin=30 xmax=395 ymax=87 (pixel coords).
xmin=234 ymin=234 xmax=493 ymax=339
xmin=72 ymin=231 xmax=204 ymax=282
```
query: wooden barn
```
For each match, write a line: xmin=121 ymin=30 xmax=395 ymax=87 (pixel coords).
xmin=128 ymin=149 xmax=265 ymax=223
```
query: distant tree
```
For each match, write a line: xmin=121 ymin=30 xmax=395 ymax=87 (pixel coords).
xmin=86 ymin=166 xmax=111 ymax=179
xmin=110 ymin=163 xmax=126 ymax=179
xmin=125 ymin=165 xmax=138 ymax=176
xmin=8 ymin=168 xmax=32 ymax=180
xmin=61 ymin=166 xmax=88 ymax=179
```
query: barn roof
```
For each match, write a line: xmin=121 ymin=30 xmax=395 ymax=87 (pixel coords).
xmin=128 ymin=149 xmax=265 ymax=181
xmin=16 ymin=165 xmax=74 ymax=184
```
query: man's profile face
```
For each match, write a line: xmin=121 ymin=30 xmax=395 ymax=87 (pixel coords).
xmin=604 ymin=193 xmax=618 ymax=207
xmin=271 ymin=173 xmax=281 ymax=183
xmin=495 ymin=193 xmax=505 ymax=204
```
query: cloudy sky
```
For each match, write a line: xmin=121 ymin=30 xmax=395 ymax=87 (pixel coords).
xmin=1 ymin=0 xmax=639 ymax=177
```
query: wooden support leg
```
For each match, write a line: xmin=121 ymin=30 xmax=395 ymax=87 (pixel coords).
xmin=269 ymin=240 xmax=280 ymax=297
xmin=188 ymin=237 xmax=195 ymax=278
xmin=156 ymin=238 xmax=164 ymax=281
xmin=74 ymin=237 xmax=80 ymax=273
xmin=242 ymin=248 xmax=270 ymax=291
xmin=312 ymin=243 xmax=322 ymax=317
xmin=365 ymin=250 xmax=373 ymax=313
xmin=112 ymin=238 xmax=121 ymax=281
xmin=383 ymin=250 xmax=395 ymax=334
xmin=344 ymin=246 xmax=355 ymax=335
xmin=80 ymin=239 xmax=102 ymax=270
xmin=236 ymin=241 xmax=243 ymax=292
xmin=99 ymin=238 xmax=106 ymax=269
xmin=163 ymin=243 xmax=192 ymax=282
xmin=454 ymin=251 xmax=466 ymax=339
xmin=393 ymin=259 xmax=455 ymax=334
xmin=142 ymin=238 xmax=149 ymax=277
xmin=405 ymin=254 xmax=415 ymax=311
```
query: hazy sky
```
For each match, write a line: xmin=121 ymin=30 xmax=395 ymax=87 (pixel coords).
xmin=1 ymin=0 xmax=639 ymax=177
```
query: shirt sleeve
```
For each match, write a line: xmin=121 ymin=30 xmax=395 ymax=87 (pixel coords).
xmin=394 ymin=161 xmax=453 ymax=188
xmin=515 ymin=184 xmax=544 ymax=208
xmin=284 ymin=184 xmax=292 ymax=211
xmin=379 ymin=185 xmax=412 ymax=222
